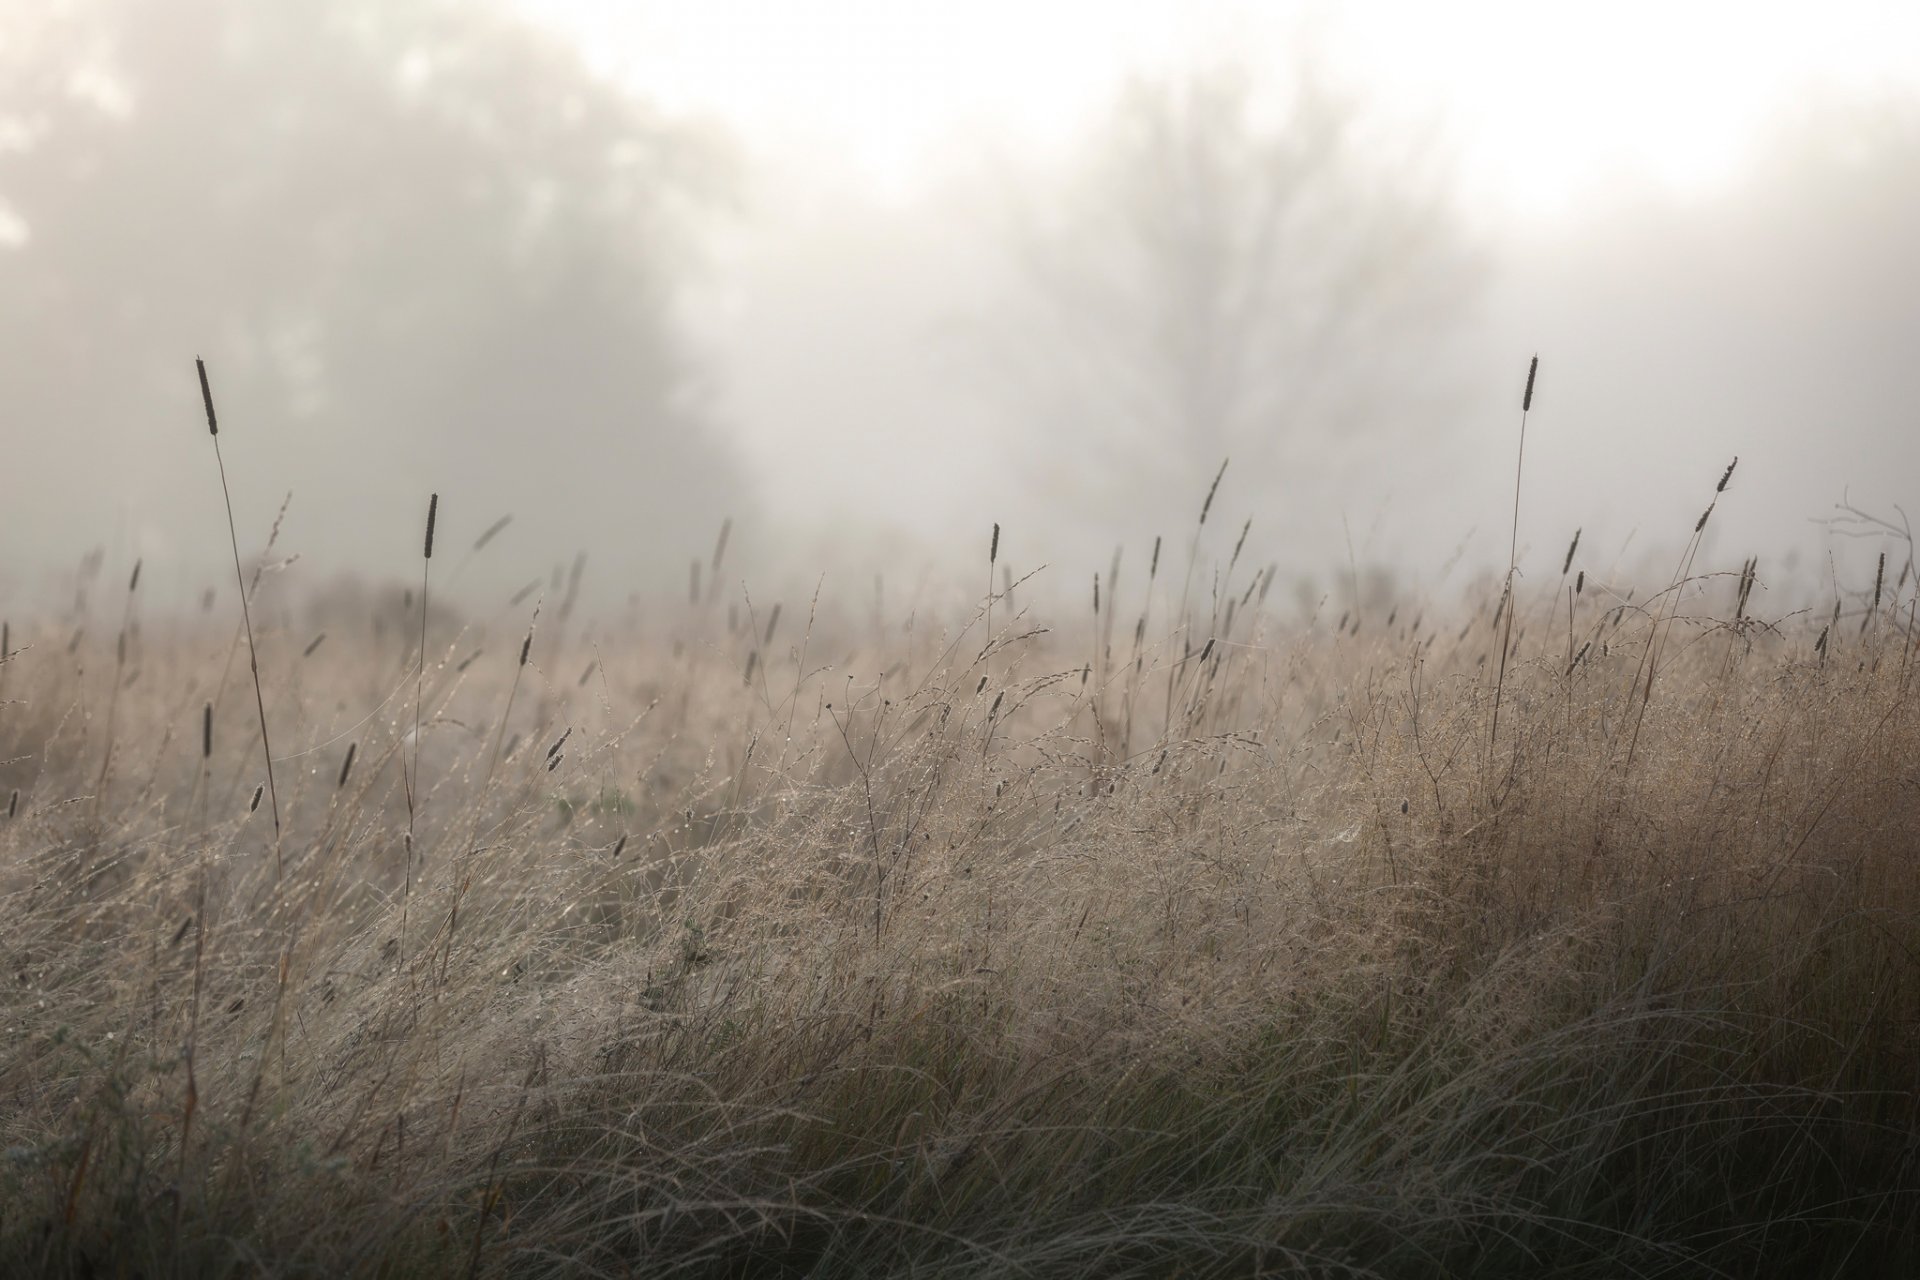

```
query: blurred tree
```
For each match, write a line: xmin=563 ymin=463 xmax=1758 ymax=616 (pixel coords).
xmin=986 ymin=64 xmax=1483 ymax=533
xmin=0 ymin=0 xmax=743 ymax=593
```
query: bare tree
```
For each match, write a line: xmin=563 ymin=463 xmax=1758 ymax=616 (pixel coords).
xmin=988 ymin=64 xmax=1482 ymax=532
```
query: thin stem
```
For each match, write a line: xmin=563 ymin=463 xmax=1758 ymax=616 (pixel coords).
xmin=1490 ymin=361 xmax=1535 ymax=753
xmin=201 ymin=359 xmax=282 ymax=868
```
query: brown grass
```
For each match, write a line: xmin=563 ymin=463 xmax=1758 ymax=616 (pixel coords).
xmin=0 ymin=488 xmax=1917 ymax=1278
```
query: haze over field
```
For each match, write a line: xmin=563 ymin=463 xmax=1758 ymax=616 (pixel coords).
xmin=4 ymin=0 xmax=1919 ymax=611
xmin=7 ymin=7 xmax=1920 ymax=1276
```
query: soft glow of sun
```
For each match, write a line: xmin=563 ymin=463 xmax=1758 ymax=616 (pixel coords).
xmin=518 ymin=0 xmax=1920 ymax=218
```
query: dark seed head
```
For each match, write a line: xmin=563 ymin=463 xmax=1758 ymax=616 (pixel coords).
xmin=202 ymin=703 xmax=212 ymax=759
xmin=128 ymin=559 xmax=142 ymax=593
xmin=1199 ymin=459 xmax=1227 ymax=526
xmin=473 ymin=514 xmax=511 ymax=551
xmin=990 ymin=523 xmax=1000 ymax=566
xmin=250 ymin=784 xmax=264 ymax=813
xmin=337 ymin=742 xmax=357 ymax=789
xmin=196 ymin=357 xmax=218 ymax=435
xmin=423 ymin=494 xmax=438 ymax=559
xmin=1561 ymin=529 xmax=1580 ymax=575
xmin=1522 ymin=354 xmax=1538 ymax=412
xmin=1717 ymin=457 xmax=1738 ymax=493
xmin=611 ymin=835 xmax=627 ymax=858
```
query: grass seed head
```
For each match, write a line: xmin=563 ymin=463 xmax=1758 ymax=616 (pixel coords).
xmin=196 ymin=357 xmax=218 ymax=435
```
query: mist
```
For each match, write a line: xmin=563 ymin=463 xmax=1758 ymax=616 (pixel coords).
xmin=4 ymin=0 xmax=1918 ymax=623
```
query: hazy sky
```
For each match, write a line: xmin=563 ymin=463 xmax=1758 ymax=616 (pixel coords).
xmin=518 ymin=0 xmax=1920 ymax=217
xmin=499 ymin=0 xmax=1920 ymax=605
xmin=6 ymin=1 xmax=1920 ymax=617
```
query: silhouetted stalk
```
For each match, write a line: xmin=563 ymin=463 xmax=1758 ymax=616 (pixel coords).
xmin=1490 ymin=356 xmax=1537 ymax=753
xmin=198 ymin=358 xmax=281 ymax=868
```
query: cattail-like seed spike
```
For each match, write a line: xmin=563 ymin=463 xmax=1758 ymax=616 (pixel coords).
xmin=1522 ymin=355 xmax=1538 ymax=411
xmin=711 ymin=517 xmax=732 ymax=576
xmin=1575 ymin=570 xmax=1585 ymax=596
xmin=1093 ymin=574 xmax=1100 ymax=615
xmin=546 ymin=728 xmax=571 ymax=761
xmin=196 ymin=357 xmax=218 ymax=434
xmin=989 ymin=523 xmax=1000 ymax=566
xmin=1149 ymin=536 xmax=1161 ymax=581
xmin=1873 ymin=552 xmax=1886 ymax=612
xmin=1230 ymin=518 xmax=1251 ymax=570
xmin=202 ymin=703 xmax=212 ymax=759
xmin=249 ymin=784 xmax=264 ymax=813
xmin=1695 ymin=503 xmax=1714 ymax=534
xmin=611 ymin=835 xmax=627 ymax=858
xmin=1199 ymin=459 xmax=1228 ymax=526
xmin=473 ymin=514 xmax=511 ymax=551
xmin=337 ymin=742 xmax=357 ymax=789
xmin=128 ymin=560 xmax=142 ymax=593
xmin=423 ymin=494 xmax=438 ymax=559
xmin=1561 ymin=530 xmax=1580 ymax=575
xmin=1717 ymin=457 xmax=1738 ymax=492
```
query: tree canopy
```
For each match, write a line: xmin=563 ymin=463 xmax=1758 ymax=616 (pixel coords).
xmin=0 ymin=0 xmax=744 ymax=597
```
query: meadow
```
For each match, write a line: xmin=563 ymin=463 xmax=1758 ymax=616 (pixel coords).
xmin=1 ymin=451 xmax=1917 ymax=1277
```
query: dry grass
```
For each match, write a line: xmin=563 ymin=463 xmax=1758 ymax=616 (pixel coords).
xmin=1 ymin=496 xmax=1917 ymax=1278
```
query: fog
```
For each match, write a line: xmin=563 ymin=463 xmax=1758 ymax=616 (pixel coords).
xmin=5 ymin=0 xmax=1919 ymax=622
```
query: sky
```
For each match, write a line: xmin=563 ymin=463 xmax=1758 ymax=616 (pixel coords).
xmin=517 ymin=0 xmax=1920 ymax=219
xmin=498 ymin=0 xmax=1920 ymax=604
xmin=6 ymin=0 xmax=1920 ymax=617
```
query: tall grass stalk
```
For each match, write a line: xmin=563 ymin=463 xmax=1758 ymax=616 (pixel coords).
xmin=1490 ymin=355 xmax=1537 ymax=753
xmin=197 ymin=357 xmax=281 ymax=866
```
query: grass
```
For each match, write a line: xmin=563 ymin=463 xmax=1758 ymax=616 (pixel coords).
xmin=0 ymin=458 xmax=1917 ymax=1277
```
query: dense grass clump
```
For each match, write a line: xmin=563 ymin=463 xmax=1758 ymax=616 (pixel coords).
xmin=1 ymin=500 xmax=1917 ymax=1278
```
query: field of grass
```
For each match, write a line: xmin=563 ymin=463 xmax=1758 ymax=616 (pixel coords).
xmin=2 ymin=470 xmax=1918 ymax=1277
